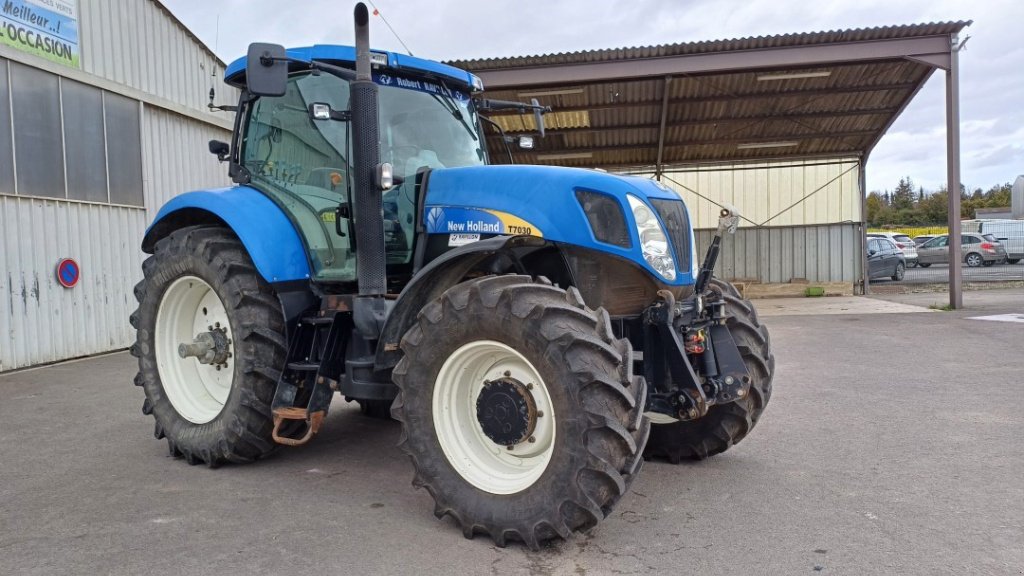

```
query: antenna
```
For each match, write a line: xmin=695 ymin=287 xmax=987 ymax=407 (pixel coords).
xmin=208 ymin=14 xmax=225 ymax=111
xmin=366 ymin=1 xmax=413 ymax=56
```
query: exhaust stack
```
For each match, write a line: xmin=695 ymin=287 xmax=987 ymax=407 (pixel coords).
xmin=350 ymin=2 xmax=388 ymax=336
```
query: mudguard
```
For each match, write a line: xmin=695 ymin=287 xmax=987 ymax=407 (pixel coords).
xmin=142 ymin=186 xmax=311 ymax=284
xmin=374 ymin=235 xmax=546 ymax=370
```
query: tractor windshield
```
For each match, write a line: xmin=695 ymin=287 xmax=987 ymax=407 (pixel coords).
xmin=376 ymin=73 xmax=485 ymax=179
xmin=241 ymin=69 xmax=484 ymax=284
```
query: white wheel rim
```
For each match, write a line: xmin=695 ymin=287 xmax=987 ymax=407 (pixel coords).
xmin=155 ymin=275 xmax=234 ymax=424
xmin=432 ymin=340 xmax=556 ymax=495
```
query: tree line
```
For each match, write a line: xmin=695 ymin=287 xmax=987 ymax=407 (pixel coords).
xmin=866 ymin=177 xmax=1013 ymax=227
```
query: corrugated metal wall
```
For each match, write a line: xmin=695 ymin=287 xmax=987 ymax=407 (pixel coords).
xmin=626 ymin=158 xmax=864 ymax=286
xmin=0 ymin=197 xmax=146 ymax=371
xmin=1 ymin=0 xmax=234 ymax=371
xmin=142 ymin=106 xmax=232 ymax=217
xmin=78 ymin=0 xmax=237 ymax=117
xmin=695 ymin=223 xmax=862 ymax=284
xmin=637 ymin=159 xmax=861 ymax=229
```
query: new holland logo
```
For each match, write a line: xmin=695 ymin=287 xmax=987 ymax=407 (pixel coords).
xmin=424 ymin=206 xmax=543 ymax=238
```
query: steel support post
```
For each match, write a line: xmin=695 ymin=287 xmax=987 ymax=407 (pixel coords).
xmin=946 ymin=37 xmax=963 ymax=309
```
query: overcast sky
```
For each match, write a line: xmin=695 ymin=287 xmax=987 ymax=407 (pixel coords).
xmin=164 ymin=0 xmax=1023 ymax=194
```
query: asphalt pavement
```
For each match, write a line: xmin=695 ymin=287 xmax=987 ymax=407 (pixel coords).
xmin=1 ymin=291 xmax=1023 ymax=575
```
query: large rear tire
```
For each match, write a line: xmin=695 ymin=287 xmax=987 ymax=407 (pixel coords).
xmin=131 ymin=226 xmax=286 ymax=466
xmin=392 ymin=275 xmax=649 ymax=549
xmin=644 ymin=279 xmax=774 ymax=462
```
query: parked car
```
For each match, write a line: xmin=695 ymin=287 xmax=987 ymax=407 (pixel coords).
xmin=913 ymin=234 xmax=939 ymax=246
xmin=867 ymin=232 xmax=918 ymax=266
xmin=867 ymin=237 xmax=906 ymax=281
xmin=916 ymin=233 xmax=1009 ymax=267
xmin=961 ymin=219 xmax=1024 ymax=264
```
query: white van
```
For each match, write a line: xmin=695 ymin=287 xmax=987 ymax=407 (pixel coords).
xmin=962 ymin=220 xmax=1024 ymax=263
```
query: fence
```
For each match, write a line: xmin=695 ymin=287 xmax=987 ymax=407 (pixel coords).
xmin=868 ymin=220 xmax=1024 ymax=288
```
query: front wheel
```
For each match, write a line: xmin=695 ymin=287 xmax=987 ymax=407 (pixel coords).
xmin=131 ymin=226 xmax=286 ymax=466
xmin=392 ymin=275 xmax=649 ymax=549
xmin=644 ymin=279 xmax=774 ymax=462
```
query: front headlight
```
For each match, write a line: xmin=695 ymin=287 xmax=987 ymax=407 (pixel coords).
xmin=627 ymin=195 xmax=676 ymax=281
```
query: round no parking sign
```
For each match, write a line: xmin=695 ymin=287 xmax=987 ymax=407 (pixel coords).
xmin=56 ymin=258 xmax=80 ymax=288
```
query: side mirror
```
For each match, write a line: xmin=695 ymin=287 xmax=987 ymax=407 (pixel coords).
xmin=208 ymin=139 xmax=230 ymax=161
xmin=531 ymin=98 xmax=545 ymax=138
xmin=517 ymin=135 xmax=535 ymax=150
xmin=246 ymin=43 xmax=288 ymax=97
xmin=868 ymin=249 xmax=877 ymax=256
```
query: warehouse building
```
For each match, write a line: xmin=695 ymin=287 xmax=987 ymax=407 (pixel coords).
xmin=0 ymin=3 xmax=967 ymax=371
xmin=0 ymin=0 xmax=233 ymax=371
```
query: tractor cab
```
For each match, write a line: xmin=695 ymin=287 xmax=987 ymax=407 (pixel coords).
xmin=221 ymin=46 xmax=488 ymax=285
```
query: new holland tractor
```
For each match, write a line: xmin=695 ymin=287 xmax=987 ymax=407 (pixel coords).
xmin=131 ymin=4 xmax=773 ymax=548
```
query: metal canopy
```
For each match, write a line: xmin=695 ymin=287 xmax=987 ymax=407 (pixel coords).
xmin=451 ymin=21 xmax=972 ymax=308
xmin=449 ymin=22 xmax=970 ymax=170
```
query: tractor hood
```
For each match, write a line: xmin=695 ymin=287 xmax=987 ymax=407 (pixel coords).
xmin=422 ymin=165 xmax=696 ymax=285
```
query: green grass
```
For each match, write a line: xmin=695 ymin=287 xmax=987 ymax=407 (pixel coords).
xmin=928 ymin=303 xmax=954 ymax=311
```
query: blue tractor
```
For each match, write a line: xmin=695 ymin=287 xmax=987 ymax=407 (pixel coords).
xmin=132 ymin=4 xmax=773 ymax=548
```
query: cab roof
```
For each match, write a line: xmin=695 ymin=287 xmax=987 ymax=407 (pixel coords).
xmin=224 ymin=44 xmax=480 ymax=90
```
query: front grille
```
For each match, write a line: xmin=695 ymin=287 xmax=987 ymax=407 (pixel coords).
xmin=649 ymin=198 xmax=691 ymax=273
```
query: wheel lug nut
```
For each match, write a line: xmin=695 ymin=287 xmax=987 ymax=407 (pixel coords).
xmin=208 ymin=325 xmax=213 ymax=331
xmin=526 ymin=383 xmax=533 ymax=390
xmin=527 ymin=436 xmax=536 ymax=443
xmin=506 ymin=445 xmax=514 ymax=451
xmin=215 ymin=322 xmax=220 ymax=328
xmin=537 ymin=411 xmax=544 ymax=418
xmin=503 ymin=371 xmax=511 ymax=377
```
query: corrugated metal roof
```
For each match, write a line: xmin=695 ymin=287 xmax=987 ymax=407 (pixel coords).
xmin=455 ymin=22 xmax=970 ymax=168
xmin=451 ymin=22 xmax=970 ymax=70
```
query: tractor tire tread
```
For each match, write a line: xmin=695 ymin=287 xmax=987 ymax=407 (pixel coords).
xmin=392 ymin=274 xmax=648 ymax=550
xmin=132 ymin=225 xmax=287 ymax=468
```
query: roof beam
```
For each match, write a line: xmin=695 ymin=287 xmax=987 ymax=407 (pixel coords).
xmin=484 ymin=81 xmax=920 ymax=115
xmin=524 ymin=129 xmax=878 ymax=156
xmin=489 ymin=107 xmax=899 ymax=137
xmin=474 ymin=35 xmax=953 ymax=88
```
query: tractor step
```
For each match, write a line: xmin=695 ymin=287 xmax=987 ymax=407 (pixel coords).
xmin=270 ymin=310 xmax=349 ymax=446
xmin=271 ymin=407 xmax=326 ymax=446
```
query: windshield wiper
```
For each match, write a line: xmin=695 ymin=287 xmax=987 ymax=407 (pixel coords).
xmin=430 ymin=87 xmax=478 ymax=142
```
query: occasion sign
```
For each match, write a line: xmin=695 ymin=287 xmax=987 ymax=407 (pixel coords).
xmin=0 ymin=0 xmax=79 ymax=68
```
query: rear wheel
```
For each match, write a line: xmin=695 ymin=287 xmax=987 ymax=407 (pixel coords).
xmin=1008 ymin=259 xmax=1021 ymax=265
xmin=965 ymin=253 xmax=983 ymax=267
xmin=892 ymin=262 xmax=906 ymax=281
xmin=918 ymin=262 xmax=932 ymax=268
xmin=131 ymin=226 xmax=286 ymax=466
xmin=982 ymin=260 xmax=995 ymax=267
xmin=644 ymin=279 xmax=773 ymax=462
xmin=392 ymin=275 xmax=648 ymax=549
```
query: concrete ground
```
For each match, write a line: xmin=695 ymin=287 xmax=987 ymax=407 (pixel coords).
xmin=2 ymin=291 xmax=1023 ymax=575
